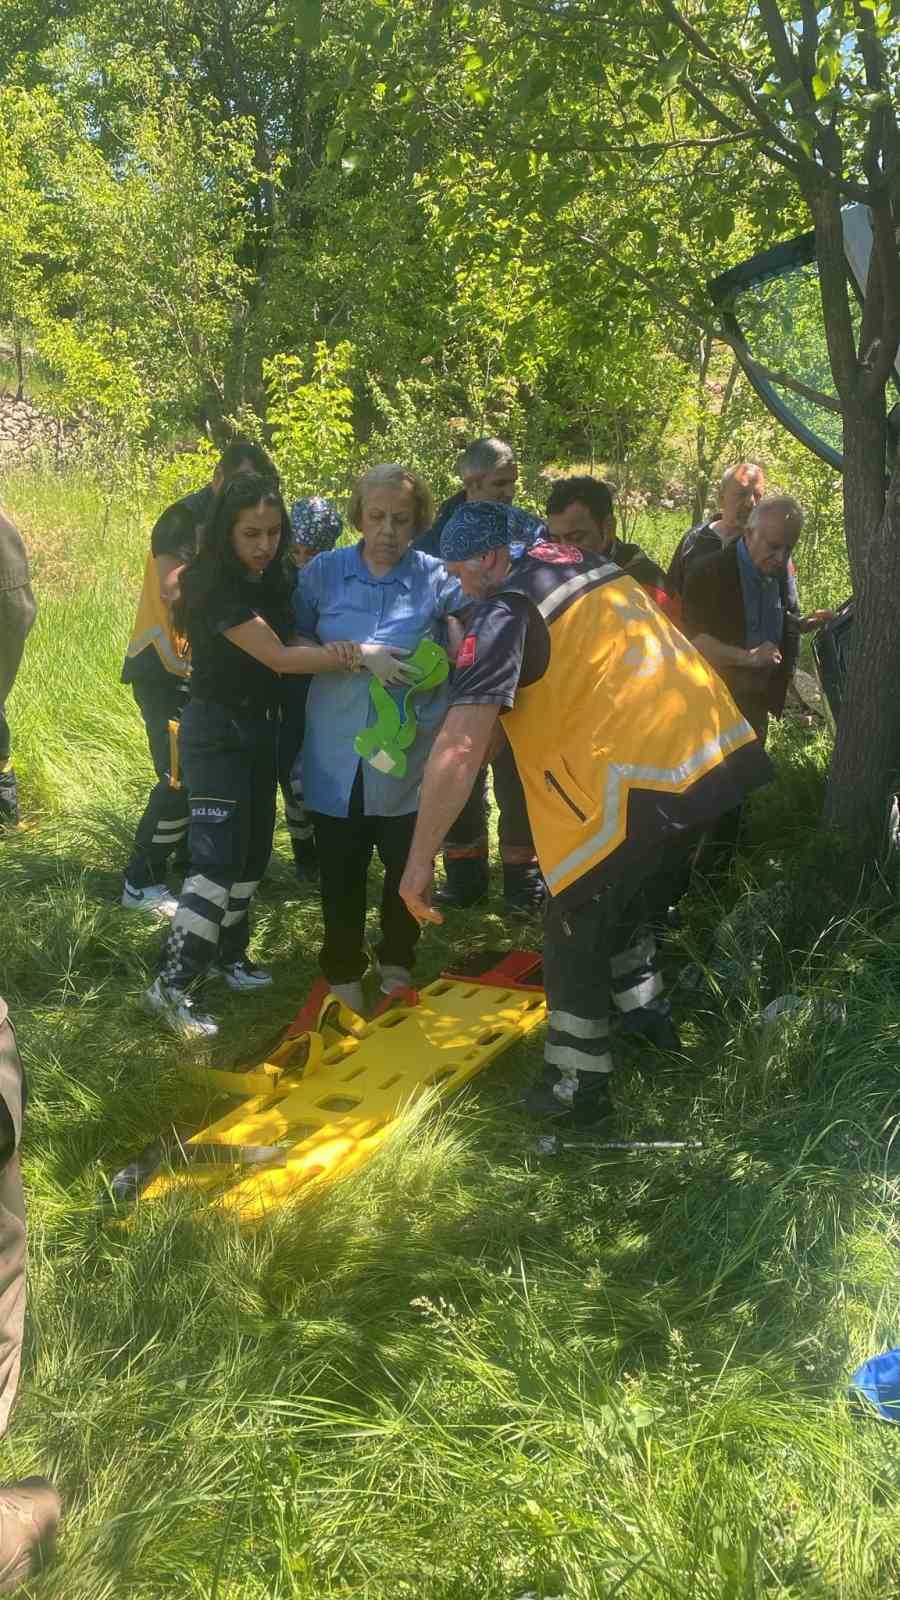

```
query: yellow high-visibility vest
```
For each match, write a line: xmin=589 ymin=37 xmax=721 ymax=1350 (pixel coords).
xmin=497 ymin=545 xmax=770 ymax=906
xmin=124 ymin=554 xmax=190 ymax=677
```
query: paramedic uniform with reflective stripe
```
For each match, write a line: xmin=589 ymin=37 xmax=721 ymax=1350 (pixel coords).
xmin=120 ymin=486 xmax=214 ymax=887
xmin=158 ymin=577 xmax=291 ymax=990
xmin=449 ymin=540 xmax=772 ymax=1086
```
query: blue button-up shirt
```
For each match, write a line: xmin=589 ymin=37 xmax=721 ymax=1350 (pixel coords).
xmin=736 ymin=536 xmax=784 ymax=648
xmin=292 ymin=541 xmax=467 ymax=817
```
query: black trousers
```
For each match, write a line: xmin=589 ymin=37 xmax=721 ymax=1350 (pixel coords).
xmin=542 ymin=860 xmax=664 ymax=1083
xmin=0 ymin=583 xmax=37 ymax=826
xmin=445 ymin=740 xmax=533 ymax=854
xmin=312 ymin=769 xmax=420 ymax=984
xmin=0 ymin=1010 xmax=26 ymax=1439
xmin=160 ymin=700 xmax=277 ymax=988
xmin=124 ymin=671 xmax=191 ymax=887
xmin=278 ymin=679 xmax=315 ymax=864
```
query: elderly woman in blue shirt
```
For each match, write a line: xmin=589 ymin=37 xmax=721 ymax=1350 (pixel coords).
xmin=293 ymin=463 xmax=467 ymax=1013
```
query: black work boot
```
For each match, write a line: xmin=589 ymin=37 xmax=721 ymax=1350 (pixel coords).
xmin=502 ymin=861 xmax=547 ymax=918
xmin=434 ymin=854 xmax=489 ymax=909
xmin=525 ymin=1064 xmax=575 ymax=1120
xmin=617 ymin=998 xmax=681 ymax=1053
xmin=0 ymin=768 xmax=18 ymax=828
xmin=570 ymin=1073 xmax=615 ymax=1130
xmin=0 ymin=1477 xmax=61 ymax=1593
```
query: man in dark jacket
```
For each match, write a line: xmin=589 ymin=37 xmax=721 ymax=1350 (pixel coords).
xmin=416 ymin=437 xmax=519 ymax=558
xmin=545 ymin=475 xmax=676 ymax=615
xmin=418 ymin=438 xmax=542 ymax=915
xmin=0 ymin=508 xmax=37 ymax=827
xmin=682 ymin=494 xmax=831 ymax=741
xmin=667 ymin=462 xmax=766 ymax=603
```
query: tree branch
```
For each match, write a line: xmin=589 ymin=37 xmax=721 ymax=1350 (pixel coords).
xmin=654 ymin=0 xmax=813 ymax=160
xmin=807 ymin=188 xmax=861 ymax=405
xmin=572 ymin=226 xmax=843 ymax=413
xmin=796 ymin=2 xmax=819 ymax=86
xmin=861 ymin=197 xmax=900 ymax=400
xmin=652 ymin=0 xmax=871 ymax=202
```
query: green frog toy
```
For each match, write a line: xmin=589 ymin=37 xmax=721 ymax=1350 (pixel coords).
xmin=354 ymin=637 xmax=450 ymax=779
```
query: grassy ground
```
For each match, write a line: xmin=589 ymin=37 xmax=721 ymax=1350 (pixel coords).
xmin=0 ymin=466 xmax=897 ymax=1598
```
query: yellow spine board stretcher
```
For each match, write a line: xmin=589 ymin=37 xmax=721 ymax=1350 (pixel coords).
xmin=135 ymin=953 xmax=546 ymax=1219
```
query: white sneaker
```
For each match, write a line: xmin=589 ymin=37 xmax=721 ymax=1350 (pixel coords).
xmin=377 ymin=964 xmax=413 ymax=995
xmin=143 ymin=978 xmax=219 ymax=1039
xmin=330 ymin=980 xmax=366 ymax=1014
xmin=122 ymin=881 xmax=178 ymax=919
xmin=210 ymin=960 xmax=273 ymax=993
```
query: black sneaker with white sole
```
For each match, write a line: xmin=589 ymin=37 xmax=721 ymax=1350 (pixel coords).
xmin=122 ymin=881 xmax=179 ymax=918
xmin=143 ymin=978 xmax=219 ymax=1039
xmin=211 ymin=960 xmax=273 ymax=993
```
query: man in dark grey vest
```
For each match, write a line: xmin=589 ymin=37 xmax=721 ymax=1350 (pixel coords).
xmin=0 ymin=1000 xmax=60 ymax=1590
xmin=0 ymin=507 xmax=37 ymax=827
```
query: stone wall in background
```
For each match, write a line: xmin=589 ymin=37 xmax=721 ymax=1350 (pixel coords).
xmin=0 ymin=393 xmax=71 ymax=460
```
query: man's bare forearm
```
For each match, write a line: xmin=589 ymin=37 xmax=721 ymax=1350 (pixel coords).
xmin=406 ymin=705 xmax=501 ymax=870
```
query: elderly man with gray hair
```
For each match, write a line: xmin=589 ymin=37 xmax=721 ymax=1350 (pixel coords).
xmin=682 ymin=493 xmax=832 ymax=742
xmin=417 ymin=437 xmax=542 ymax=914
xmin=666 ymin=461 xmax=766 ymax=603
xmin=417 ymin=438 xmax=519 ymax=562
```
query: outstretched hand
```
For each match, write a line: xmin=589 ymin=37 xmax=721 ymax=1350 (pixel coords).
xmin=360 ymin=641 xmax=421 ymax=686
xmin=798 ymin=608 xmax=835 ymax=634
xmin=399 ymin=859 xmax=444 ymax=927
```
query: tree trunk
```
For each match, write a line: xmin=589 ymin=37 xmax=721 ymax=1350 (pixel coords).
xmin=824 ymin=406 xmax=900 ymax=858
xmin=13 ymin=336 xmax=24 ymax=403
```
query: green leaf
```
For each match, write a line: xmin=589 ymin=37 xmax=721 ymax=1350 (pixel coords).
xmin=291 ymin=0 xmax=322 ymax=50
xmin=709 ymin=205 xmax=735 ymax=241
xmin=795 ymin=120 xmax=816 ymax=157
xmin=660 ymin=42 xmax=690 ymax=90
xmin=811 ymin=72 xmax=829 ymax=100
xmin=461 ymin=80 xmax=492 ymax=107
xmin=324 ymin=126 xmax=345 ymax=163
xmin=341 ymin=150 xmax=363 ymax=174
xmin=637 ymin=91 xmax=664 ymax=122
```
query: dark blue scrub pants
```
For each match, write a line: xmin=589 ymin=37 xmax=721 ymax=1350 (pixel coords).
xmin=160 ymin=700 xmax=277 ymax=989
xmin=538 ymin=859 xmax=665 ymax=1107
xmin=124 ymin=673 xmax=191 ymax=887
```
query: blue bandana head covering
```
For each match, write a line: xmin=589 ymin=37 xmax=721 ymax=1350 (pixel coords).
xmin=290 ymin=496 xmax=343 ymax=551
xmin=439 ymin=501 xmax=545 ymax=563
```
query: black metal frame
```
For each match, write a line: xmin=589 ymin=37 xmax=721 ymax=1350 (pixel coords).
xmin=708 ymin=233 xmax=845 ymax=471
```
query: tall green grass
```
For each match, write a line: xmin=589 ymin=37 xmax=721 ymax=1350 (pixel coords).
xmin=0 ymin=465 xmax=896 ymax=1598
